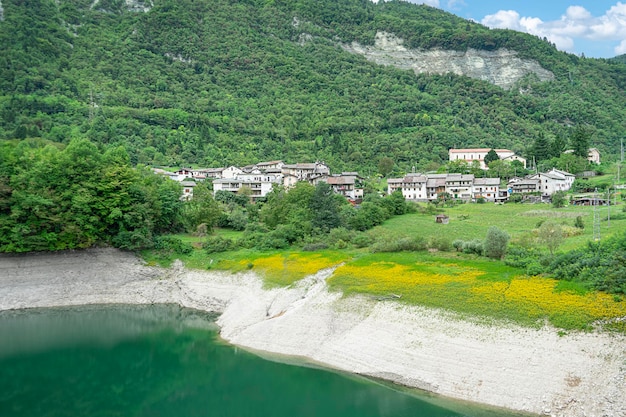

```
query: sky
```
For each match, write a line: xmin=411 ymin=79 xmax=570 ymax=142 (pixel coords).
xmin=402 ymin=1 xmax=626 ymax=58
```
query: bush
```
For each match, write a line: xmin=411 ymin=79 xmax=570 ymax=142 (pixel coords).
xmin=228 ymin=208 xmax=248 ymax=231
xmin=203 ymin=236 xmax=235 ymax=253
xmin=526 ymin=262 xmax=544 ymax=276
xmin=302 ymin=242 xmax=329 ymax=251
xmin=508 ymin=194 xmax=523 ymax=203
xmin=152 ymin=235 xmax=194 ymax=255
xmin=462 ymin=239 xmax=484 ymax=256
xmin=574 ymin=215 xmax=584 ymax=229
xmin=352 ymin=233 xmax=374 ymax=248
xmin=484 ymin=226 xmax=510 ymax=259
xmin=452 ymin=239 xmax=464 ymax=252
xmin=476 ymin=197 xmax=486 ymax=204
xmin=370 ymin=235 xmax=427 ymax=253
xmin=327 ymin=227 xmax=355 ymax=245
xmin=428 ymin=235 xmax=452 ymax=252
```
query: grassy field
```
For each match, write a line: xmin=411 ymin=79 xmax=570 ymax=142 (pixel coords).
xmin=379 ymin=202 xmax=625 ymax=251
xmin=144 ymin=201 xmax=626 ymax=332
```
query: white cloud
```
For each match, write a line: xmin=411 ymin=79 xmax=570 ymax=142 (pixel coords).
xmin=565 ymin=6 xmax=591 ymax=21
xmin=481 ymin=10 xmax=523 ymax=31
xmin=480 ymin=2 xmax=626 ymax=55
xmin=616 ymin=39 xmax=626 ymax=55
xmin=371 ymin=0 xmax=440 ymax=6
xmin=407 ymin=0 xmax=440 ymax=6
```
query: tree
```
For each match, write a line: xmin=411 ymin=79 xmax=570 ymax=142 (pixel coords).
xmin=486 ymin=160 xmax=514 ymax=180
xmin=484 ymin=149 xmax=500 ymax=166
xmin=570 ymin=125 xmax=592 ymax=159
xmin=551 ymin=191 xmax=567 ymax=208
xmin=532 ymin=132 xmax=551 ymax=163
xmin=310 ymin=182 xmax=343 ymax=233
xmin=484 ymin=226 xmax=510 ymax=259
xmin=538 ymin=222 xmax=564 ymax=255
xmin=378 ymin=157 xmax=394 ymax=177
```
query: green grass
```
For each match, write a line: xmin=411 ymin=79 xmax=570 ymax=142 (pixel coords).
xmin=378 ymin=202 xmax=625 ymax=251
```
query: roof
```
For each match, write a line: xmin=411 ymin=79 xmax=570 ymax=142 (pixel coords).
xmin=449 ymin=148 xmax=513 ymax=153
xmin=473 ymin=177 xmax=500 ymax=186
xmin=426 ymin=177 xmax=446 ymax=187
xmin=511 ymin=179 xmax=540 ymax=186
xmin=256 ymin=160 xmax=283 ymax=166
xmin=327 ymin=176 xmax=356 ymax=185
xmin=180 ymin=181 xmax=197 ymax=187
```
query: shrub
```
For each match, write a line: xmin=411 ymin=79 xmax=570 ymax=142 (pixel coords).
xmin=153 ymin=236 xmax=194 ymax=255
xmin=228 ymin=208 xmax=248 ymax=231
xmin=462 ymin=239 xmax=484 ymax=256
xmin=452 ymin=239 xmax=464 ymax=252
xmin=551 ymin=191 xmax=567 ymax=208
xmin=327 ymin=227 xmax=355 ymax=245
xmin=574 ymin=215 xmax=585 ymax=229
xmin=370 ymin=235 xmax=427 ymax=253
xmin=484 ymin=226 xmax=510 ymax=259
xmin=428 ymin=235 xmax=452 ymax=252
xmin=352 ymin=233 xmax=374 ymax=248
xmin=526 ymin=262 xmax=544 ymax=276
xmin=302 ymin=242 xmax=329 ymax=251
xmin=203 ymin=236 xmax=235 ymax=253
xmin=476 ymin=197 xmax=486 ymax=204
xmin=508 ymin=194 xmax=523 ymax=203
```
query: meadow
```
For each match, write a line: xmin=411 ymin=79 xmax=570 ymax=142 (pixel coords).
xmin=145 ymin=201 xmax=626 ymax=332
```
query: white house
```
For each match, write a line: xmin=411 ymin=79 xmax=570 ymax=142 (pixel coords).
xmin=530 ymin=169 xmax=573 ymax=196
xmin=212 ymin=177 xmax=275 ymax=201
xmin=180 ymin=180 xmax=196 ymax=201
xmin=445 ymin=174 xmax=475 ymax=200
xmin=472 ymin=177 xmax=501 ymax=201
xmin=508 ymin=178 xmax=540 ymax=194
xmin=387 ymin=174 xmax=427 ymax=201
xmin=449 ymin=148 xmax=526 ymax=169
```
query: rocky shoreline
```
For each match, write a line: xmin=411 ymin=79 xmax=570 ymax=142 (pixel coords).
xmin=1 ymin=248 xmax=624 ymax=417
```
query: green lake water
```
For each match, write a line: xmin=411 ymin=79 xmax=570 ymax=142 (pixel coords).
xmin=0 ymin=305 xmax=533 ymax=417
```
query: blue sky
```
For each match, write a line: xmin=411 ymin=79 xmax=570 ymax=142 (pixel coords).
xmin=402 ymin=1 xmax=626 ymax=58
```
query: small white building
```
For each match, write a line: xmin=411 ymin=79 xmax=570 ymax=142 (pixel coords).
xmin=180 ymin=180 xmax=196 ymax=201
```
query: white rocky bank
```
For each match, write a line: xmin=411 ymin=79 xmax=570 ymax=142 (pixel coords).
xmin=340 ymin=32 xmax=555 ymax=90
xmin=1 ymin=248 xmax=624 ymax=417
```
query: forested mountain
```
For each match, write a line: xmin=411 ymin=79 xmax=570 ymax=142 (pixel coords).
xmin=1 ymin=0 xmax=625 ymax=173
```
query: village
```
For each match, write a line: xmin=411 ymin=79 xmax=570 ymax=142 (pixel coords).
xmin=153 ymin=147 xmax=601 ymax=204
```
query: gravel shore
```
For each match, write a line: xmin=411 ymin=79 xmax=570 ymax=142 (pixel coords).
xmin=1 ymin=248 xmax=624 ymax=417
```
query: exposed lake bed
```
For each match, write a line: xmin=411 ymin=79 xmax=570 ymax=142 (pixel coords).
xmin=1 ymin=248 xmax=624 ymax=417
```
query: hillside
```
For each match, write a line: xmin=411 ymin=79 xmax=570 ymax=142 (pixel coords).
xmin=1 ymin=0 xmax=625 ymax=172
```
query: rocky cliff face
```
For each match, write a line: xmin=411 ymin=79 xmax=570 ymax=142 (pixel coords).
xmin=341 ymin=32 xmax=555 ymax=90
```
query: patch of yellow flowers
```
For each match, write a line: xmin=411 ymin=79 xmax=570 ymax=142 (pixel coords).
xmin=330 ymin=261 xmax=626 ymax=329
xmin=242 ymin=252 xmax=346 ymax=286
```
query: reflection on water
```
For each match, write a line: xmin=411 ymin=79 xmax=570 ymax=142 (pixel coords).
xmin=0 ymin=305 xmax=533 ymax=417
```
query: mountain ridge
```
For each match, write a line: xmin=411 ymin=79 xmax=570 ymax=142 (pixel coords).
xmin=0 ymin=0 xmax=624 ymax=172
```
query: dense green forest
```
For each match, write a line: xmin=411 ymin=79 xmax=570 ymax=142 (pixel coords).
xmin=1 ymin=0 xmax=625 ymax=174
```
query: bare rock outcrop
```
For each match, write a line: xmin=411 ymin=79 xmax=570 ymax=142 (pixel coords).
xmin=342 ymin=31 xmax=555 ymax=90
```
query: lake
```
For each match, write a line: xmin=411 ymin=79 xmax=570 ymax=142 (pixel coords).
xmin=0 ymin=304 xmax=533 ymax=417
